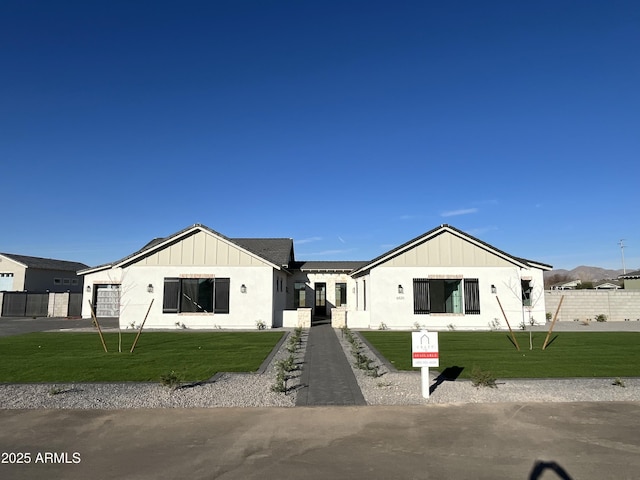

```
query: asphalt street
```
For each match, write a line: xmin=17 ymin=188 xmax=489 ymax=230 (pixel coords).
xmin=1 ymin=403 xmax=640 ymax=479
xmin=0 ymin=316 xmax=118 ymax=337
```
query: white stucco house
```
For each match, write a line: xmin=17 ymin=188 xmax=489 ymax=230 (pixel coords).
xmin=78 ymin=223 xmax=552 ymax=331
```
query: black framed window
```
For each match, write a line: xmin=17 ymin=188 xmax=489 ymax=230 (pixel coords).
xmin=163 ymin=277 xmax=230 ymax=314
xmin=335 ymin=283 xmax=347 ymax=307
xmin=413 ymin=278 xmax=480 ymax=315
xmin=294 ymin=282 xmax=306 ymax=308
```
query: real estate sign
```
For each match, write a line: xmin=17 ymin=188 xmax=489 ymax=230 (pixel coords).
xmin=412 ymin=331 xmax=439 ymax=368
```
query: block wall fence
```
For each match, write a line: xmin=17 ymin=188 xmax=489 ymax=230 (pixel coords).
xmin=544 ymin=290 xmax=640 ymax=323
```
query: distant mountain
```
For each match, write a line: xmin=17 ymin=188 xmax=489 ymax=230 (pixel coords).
xmin=544 ymin=266 xmax=625 ymax=283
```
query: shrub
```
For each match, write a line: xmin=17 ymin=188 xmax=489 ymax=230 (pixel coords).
xmin=160 ymin=370 xmax=182 ymax=391
xmin=594 ymin=314 xmax=607 ymax=323
xmin=470 ymin=367 xmax=497 ymax=388
xmin=276 ymin=355 xmax=297 ymax=373
xmin=271 ymin=369 xmax=287 ymax=393
xmin=612 ymin=377 xmax=626 ymax=388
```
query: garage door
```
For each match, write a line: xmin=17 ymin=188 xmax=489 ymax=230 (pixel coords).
xmin=95 ymin=284 xmax=120 ymax=317
xmin=0 ymin=273 xmax=14 ymax=291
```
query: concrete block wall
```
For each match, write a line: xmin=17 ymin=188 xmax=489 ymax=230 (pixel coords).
xmin=545 ymin=290 xmax=640 ymax=322
xmin=48 ymin=292 xmax=70 ymax=317
xmin=282 ymin=308 xmax=312 ymax=328
xmin=331 ymin=308 xmax=347 ymax=328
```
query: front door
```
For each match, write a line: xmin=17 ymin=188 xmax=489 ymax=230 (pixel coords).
xmin=314 ymin=283 xmax=326 ymax=317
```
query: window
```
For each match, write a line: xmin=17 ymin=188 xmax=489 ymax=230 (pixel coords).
xmin=521 ymin=280 xmax=532 ymax=306
xmin=162 ymin=277 xmax=230 ymax=314
xmin=335 ymin=283 xmax=347 ymax=307
xmin=54 ymin=278 xmax=62 ymax=285
xmin=294 ymin=282 xmax=306 ymax=308
xmin=363 ymin=280 xmax=367 ymax=310
xmin=413 ymin=278 xmax=480 ymax=315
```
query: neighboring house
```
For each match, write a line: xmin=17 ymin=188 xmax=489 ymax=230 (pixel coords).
xmin=550 ymin=279 xmax=581 ymax=290
xmin=593 ymin=280 xmax=622 ymax=290
xmin=78 ymin=223 xmax=552 ymax=330
xmin=0 ymin=253 xmax=88 ymax=293
xmin=619 ymin=270 xmax=640 ymax=290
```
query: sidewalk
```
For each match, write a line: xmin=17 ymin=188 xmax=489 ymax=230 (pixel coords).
xmin=295 ymin=323 xmax=366 ymax=406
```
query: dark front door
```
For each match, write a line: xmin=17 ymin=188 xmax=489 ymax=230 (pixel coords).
xmin=314 ymin=283 xmax=327 ymax=317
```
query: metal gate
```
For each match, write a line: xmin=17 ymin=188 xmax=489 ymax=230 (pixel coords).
xmin=68 ymin=293 xmax=82 ymax=317
xmin=1 ymin=292 xmax=49 ymax=317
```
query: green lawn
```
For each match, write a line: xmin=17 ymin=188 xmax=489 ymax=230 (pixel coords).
xmin=360 ymin=331 xmax=640 ymax=378
xmin=0 ymin=331 xmax=284 ymax=383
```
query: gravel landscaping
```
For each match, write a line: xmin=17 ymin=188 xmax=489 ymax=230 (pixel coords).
xmin=0 ymin=327 xmax=638 ymax=409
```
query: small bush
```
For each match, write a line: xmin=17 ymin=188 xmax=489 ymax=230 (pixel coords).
xmin=276 ymin=355 xmax=297 ymax=373
xmin=271 ymin=369 xmax=287 ymax=393
xmin=612 ymin=377 xmax=626 ymax=388
xmin=48 ymin=386 xmax=65 ymax=396
xmin=594 ymin=314 xmax=607 ymax=323
xmin=160 ymin=370 xmax=182 ymax=391
xmin=470 ymin=367 xmax=497 ymax=388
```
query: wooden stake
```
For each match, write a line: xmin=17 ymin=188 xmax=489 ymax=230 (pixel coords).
xmin=88 ymin=300 xmax=109 ymax=353
xmin=130 ymin=299 xmax=154 ymax=353
xmin=496 ymin=296 xmax=520 ymax=351
xmin=542 ymin=295 xmax=564 ymax=350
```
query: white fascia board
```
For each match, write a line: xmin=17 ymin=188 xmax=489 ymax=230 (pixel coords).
xmin=77 ymin=264 xmax=114 ymax=276
xmin=0 ymin=254 xmax=27 ymax=269
xmin=525 ymin=261 xmax=553 ymax=271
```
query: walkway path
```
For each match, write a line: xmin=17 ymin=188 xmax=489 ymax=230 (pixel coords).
xmin=295 ymin=323 xmax=366 ymax=406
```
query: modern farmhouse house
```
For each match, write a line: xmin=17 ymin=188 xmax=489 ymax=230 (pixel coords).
xmin=78 ymin=224 xmax=551 ymax=331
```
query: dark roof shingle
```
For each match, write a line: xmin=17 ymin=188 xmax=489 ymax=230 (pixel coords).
xmin=0 ymin=253 xmax=88 ymax=272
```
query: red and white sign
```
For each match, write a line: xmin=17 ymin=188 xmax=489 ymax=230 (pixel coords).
xmin=412 ymin=331 xmax=439 ymax=367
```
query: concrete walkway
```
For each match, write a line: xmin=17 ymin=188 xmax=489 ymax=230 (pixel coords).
xmin=296 ymin=323 xmax=366 ymax=406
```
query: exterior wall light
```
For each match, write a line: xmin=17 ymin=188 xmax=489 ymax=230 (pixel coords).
xmin=86 ymin=285 xmax=91 ymax=292
xmin=398 ymin=284 xmax=404 ymax=294
xmin=147 ymin=284 xmax=154 ymax=293
xmin=491 ymin=285 xmax=497 ymax=294
xmin=241 ymin=284 xmax=247 ymax=294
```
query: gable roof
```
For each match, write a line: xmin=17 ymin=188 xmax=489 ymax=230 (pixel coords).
xmin=231 ymin=238 xmax=294 ymax=267
xmin=593 ymin=280 xmax=622 ymax=289
xmin=78 ymin=224 xmax=293 ymax=274
xmin=0 ymin=253 xmax=88 ymax=272
xmin=619 ymin=270 xmax=640 ymax=279
xmin=351 ymin=224 xmax=553 ymax=276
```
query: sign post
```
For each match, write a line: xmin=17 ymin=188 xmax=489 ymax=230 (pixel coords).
xmin=412 ymin=330 xmax=439 ymax=399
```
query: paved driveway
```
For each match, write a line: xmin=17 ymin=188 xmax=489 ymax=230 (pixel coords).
xmin=0 ymin=317 xmax=118 ymax=337
xmin=1 ymin=403 xmax=640 ymax=479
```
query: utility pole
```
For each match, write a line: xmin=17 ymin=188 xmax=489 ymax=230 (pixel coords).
xmin=619 ymin=239 xmax=626 ymax=274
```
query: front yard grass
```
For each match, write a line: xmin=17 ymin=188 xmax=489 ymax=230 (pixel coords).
xmin=360 ymin=331 xmax=640 ymax=378
xmin=0 ymin=331 xmax=284 ymax=383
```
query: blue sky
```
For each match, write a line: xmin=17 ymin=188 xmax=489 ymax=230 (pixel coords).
xmin=1 ymin=0 xmax=639 ymax=271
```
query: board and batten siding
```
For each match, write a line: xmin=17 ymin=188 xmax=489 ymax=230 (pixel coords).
xmin=378 ymin=231 xmax=515 ymax=268
xmin=134 ymin=231 xmax=272 ymax=268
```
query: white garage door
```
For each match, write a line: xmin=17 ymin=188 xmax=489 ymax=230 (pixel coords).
xmin=95 ymin=284 xmax=120 ymax=317
xmin=0 ymin=273 xmax=14 ymax=291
